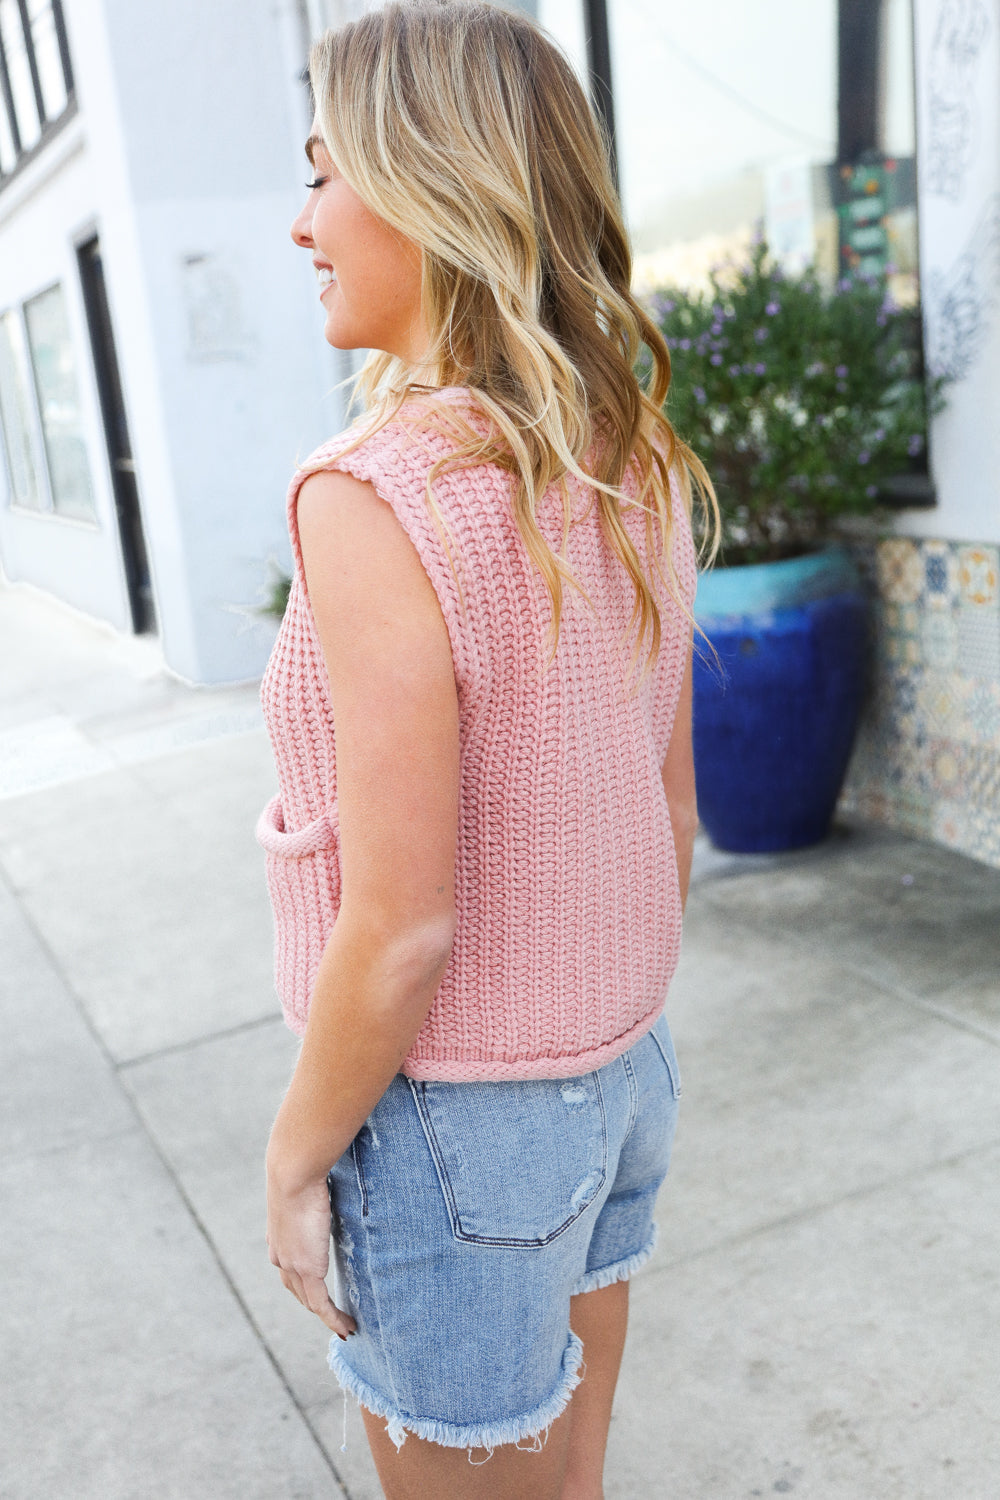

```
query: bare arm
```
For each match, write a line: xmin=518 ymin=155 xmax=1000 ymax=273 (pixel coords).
xmin=661 ymin=641 xmax=697 ymax=911
xmin=265 ymin=467 xmax=460 ymax=1334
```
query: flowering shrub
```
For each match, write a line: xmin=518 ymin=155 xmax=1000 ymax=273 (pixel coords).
xmin=645 ymin=238 xmax=949 ymax=565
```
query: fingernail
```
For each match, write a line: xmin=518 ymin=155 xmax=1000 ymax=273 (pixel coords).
xmin=337 ymin=1333 xmax=347 ymax=1342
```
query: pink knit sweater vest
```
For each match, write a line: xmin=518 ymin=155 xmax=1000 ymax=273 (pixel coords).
xmin=256 ymin=391 xmax=697 ymax=1080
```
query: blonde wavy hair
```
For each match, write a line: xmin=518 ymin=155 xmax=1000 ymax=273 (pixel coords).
xmin=308 ymin=0 xmax=719 ymax=687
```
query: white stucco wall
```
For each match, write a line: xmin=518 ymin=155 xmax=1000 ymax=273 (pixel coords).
xmin=0 ymin=117 xmax=133 ymax=630
xmin=0 ymin=0 xmax=346 ymax=684
xmin=92 ymin=0 xmax=344 ymax=682
xmin=905 ymin=0 xmax=1000 ymax=545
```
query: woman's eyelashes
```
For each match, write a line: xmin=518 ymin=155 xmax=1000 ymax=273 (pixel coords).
xmin=305 ymin=176 xmax=328 ymax=191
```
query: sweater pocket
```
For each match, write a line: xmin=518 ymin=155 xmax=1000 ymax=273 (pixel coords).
xmin=255 ymin=794 xmax=341 ymax=1033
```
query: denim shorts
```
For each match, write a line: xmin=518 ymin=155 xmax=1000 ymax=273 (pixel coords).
xmin=325 ymin=1009 xmax=681 ymax=1451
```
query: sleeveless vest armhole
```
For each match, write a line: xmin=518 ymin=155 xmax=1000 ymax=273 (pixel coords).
xmin=283 ymin=423 xmax=480 ymax=713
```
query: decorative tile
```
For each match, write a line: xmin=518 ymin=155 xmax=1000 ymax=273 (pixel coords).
xmin=883 ymin=602 xmax=920 ymax=636
xmin=963 ymin=682 xmax=1000 ymax=748
xmin=957 ymin=608 xmax=1000 ymax=681
xmin=887 ymin=634 xmax=922 ymax=667
xmin=877 ymin=538 xmax=924 ymax=604
xmin=957 ymin=545 xmax=999 ymax=608
xmin=966 ymin=799 xmax=1000 ymax=867
xmin=932 ymin=799 xmax=969 ymax=850
xmin=927 ymin=738 xmax=964 ymax=795
xmin=922 ymin=539 xmax=959 ymax=609
xmin=917 ymin=672 xmax=962 ymax=735
xmin=920 ymin=609 xmax=958 ymax=670
xmin=896 ymin=734 xmax=932 ymax=794
xmin=841 ymin=534 xmax=1000 ymax=868
xmin=964 ymin=743 xmax=1000 ymax=811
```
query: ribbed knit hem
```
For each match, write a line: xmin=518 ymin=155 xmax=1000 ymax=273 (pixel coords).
xmin=570 ymin=1224 xmax=658 ymax=1296
xmin=401 ymin=1005 xmax=664 ymax=1081
xmin=327 ymin=1331 xmax=584 ymax=1452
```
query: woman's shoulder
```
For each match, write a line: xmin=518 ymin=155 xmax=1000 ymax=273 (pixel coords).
xmin=298 ymin=388 xmax=490 ymax=477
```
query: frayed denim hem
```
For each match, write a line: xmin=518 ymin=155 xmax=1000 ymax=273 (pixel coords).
xmin=327 ymin=1329 xmax=584 ymax=1453
xmin=570 ymin=1223 xmax=658 ymax=1297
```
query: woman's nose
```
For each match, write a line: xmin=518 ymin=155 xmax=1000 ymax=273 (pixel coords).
xmin=290 ymin=202 xmax=313 ymax=249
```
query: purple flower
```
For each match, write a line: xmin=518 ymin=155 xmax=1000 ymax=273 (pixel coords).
xmin=835 ymin=364 xmax=848 ymax=378
xmin=693 ymin=385 xmax=707 ymax=404
xmin=873 ymin=427 xmax=886 ymax=443
xmin=865 ymin=484 xmax=878 ymax=498
xmin=858 ymin=450 xmax=871 ymax=465
xmin=710 ymin=321 xmax=723 ymax=336
xmin=876 ymin=312 xmax=888 ymax=326
xmin=729 ymin=364 xmax=742 ymax=376
xmin=679 ymin=338 xmax=691 ymax=351
xmin=907 ymin=434 xmax=924 ymax=456
xmin=754 ymin=362 xmax=767 ymax=375
xmin=836 ymin=381 xmax=847 ymax=394
xmin=660 ymin=298 xmax=675 ymax=314
xmin=754 ymin=327 xmax=768 ymax=343
xmin=710 ymin=353 xmax=723 ymax=366
xmin=765 ymin=301 xmax=780 ymax=316
xmin=837 ymin=277 xmax=852 ymax=293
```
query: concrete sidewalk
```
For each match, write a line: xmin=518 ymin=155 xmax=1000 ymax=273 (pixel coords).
xmin=2 ymin=582 xmax=999 ymax=1499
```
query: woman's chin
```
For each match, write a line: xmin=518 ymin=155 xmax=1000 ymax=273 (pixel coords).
xmin=322 ymin=319 xmax=354 ymax=351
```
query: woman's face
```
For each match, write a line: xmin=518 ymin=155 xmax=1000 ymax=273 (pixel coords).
xmin=290 ymin=123 xmax=427 ymax=362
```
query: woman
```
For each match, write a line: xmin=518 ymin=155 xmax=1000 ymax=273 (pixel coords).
xmin=257 ymin=3 xmax=717 ymax=1495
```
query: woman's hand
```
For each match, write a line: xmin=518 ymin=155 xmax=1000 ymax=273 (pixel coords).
xmin=265 ymin=1158 xmax=357 ymax=1339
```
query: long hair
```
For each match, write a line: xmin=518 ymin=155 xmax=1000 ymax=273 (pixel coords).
xmin=308 ymin=0 xmax=719 ymax=687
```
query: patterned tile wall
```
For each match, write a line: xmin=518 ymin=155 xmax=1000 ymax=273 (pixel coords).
xmin=840 ymin=537 xmax=1000 ymax=868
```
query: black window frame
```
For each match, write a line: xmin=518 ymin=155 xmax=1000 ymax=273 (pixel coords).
xmin=0 ymin=0 xmax=76 ymax=191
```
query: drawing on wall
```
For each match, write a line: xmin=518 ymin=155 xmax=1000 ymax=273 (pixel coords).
xmin=181 ymin=254 xmax=252 ymax=363
xmin=926 ymin=195 xmax=1000 ymax=379
xmin=925 ymin=0 xmax=991 ymax=200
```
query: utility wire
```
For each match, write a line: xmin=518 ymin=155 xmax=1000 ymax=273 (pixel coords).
xmin=626 ymin=0 xmax=836 ymax=153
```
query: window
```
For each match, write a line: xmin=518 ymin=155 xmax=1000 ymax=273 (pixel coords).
xmin=0 ymin=0 xmax=74 ymax=182
xmin=0 ymin=306 xmax=43 ymax=509
xmin=0 ymin=284 xmax=96 ymax=520
xmin=23 ymin=282 xmax=95 ymax=519
xmin=598 ymin=0 xmax=917 ymax=305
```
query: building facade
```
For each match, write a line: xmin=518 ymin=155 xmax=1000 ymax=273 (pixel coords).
xmin=0 ymin=0 xmax=344 ymax=684
xmin=841 ymin=0 xmax=1000 ymax=868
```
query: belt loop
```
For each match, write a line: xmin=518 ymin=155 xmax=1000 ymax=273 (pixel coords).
xmin=620 ymin=1049 xmax=639 ymax=1143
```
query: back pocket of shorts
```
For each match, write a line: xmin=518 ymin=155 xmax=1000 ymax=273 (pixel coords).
xmin=409 ymin=1074 xmax=608 ymax=1248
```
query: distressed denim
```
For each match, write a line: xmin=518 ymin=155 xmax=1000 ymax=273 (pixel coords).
xmin=326 ymin=1009 xmax=681 ymax=1451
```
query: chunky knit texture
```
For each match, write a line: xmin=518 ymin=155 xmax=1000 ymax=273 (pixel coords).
xmin=256 ymin=389 xmax=697 ymax=1081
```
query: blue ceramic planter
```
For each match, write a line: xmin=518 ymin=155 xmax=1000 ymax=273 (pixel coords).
xmin=692 ymin=548 xmax=869 ymax=852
